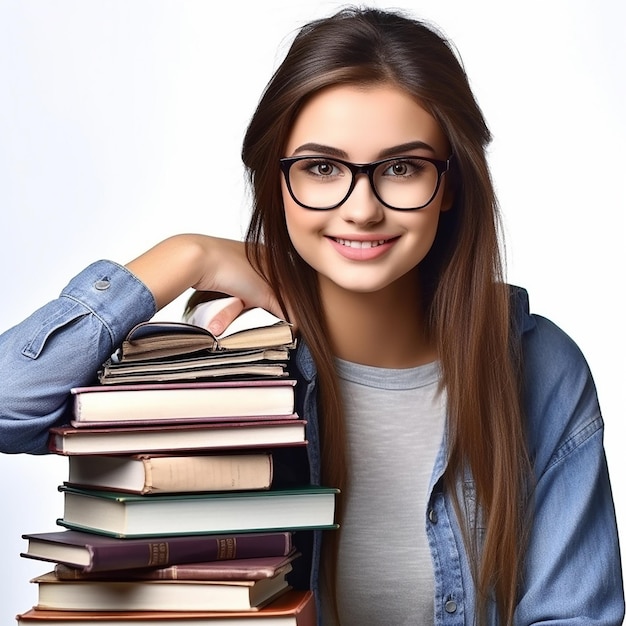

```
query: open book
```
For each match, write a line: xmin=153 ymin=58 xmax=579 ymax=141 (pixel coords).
xmin=117 ymin=301 xmax=295 ymax=363
xmin=99 ymin=300 xmax=296 ymax=384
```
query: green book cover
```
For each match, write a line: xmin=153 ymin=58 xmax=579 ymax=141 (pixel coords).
xmin=59 ymin=484 xmax=338 ymax=502
xmin=57 ymin=485 xmax=340 ymax=538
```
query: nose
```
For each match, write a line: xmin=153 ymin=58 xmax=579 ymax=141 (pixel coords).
xmin=337 ymin=173 xmax=384 ymax=225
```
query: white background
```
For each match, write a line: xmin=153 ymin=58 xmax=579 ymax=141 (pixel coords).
xmin=1 ymin=0 xmax=624 ymax=621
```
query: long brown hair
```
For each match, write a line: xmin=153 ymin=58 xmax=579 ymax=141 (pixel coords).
xmin=240 ymin=7 xmax=530 ymax=624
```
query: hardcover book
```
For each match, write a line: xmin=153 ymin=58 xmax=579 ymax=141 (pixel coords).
xmin=57 ymin=485 xmax=339 ymax=538
xmin=31 ymin=566 xmax=292 ymax=611
xmin=66 ymin=452 xmax=274 ymax=494
xmin=15 ymin=589 xmax=315 ymax=625
xmin=52 ymin=552 xmax=300 ymax=581
xmin=70 ymin=379 xmax=297 ymax=426
xmin=21 ymin=530 xmax=294 ymax=573
xmin=48 ymin=419 xmax=307 ymax=456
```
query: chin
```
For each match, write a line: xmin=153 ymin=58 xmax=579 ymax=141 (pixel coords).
xmin=325 ymin=275 xmax=406 ymax=295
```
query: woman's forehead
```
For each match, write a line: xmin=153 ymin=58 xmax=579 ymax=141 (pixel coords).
xmin=285 ymin=84 xmax=450 ymax=160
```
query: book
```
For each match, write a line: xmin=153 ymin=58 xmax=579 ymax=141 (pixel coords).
xmin=57 ymin=485 xmax=339 ymax=537
xmin=102 ymin=363 xmax=288 ymax=385
xmin=66 ymin=453 xmax=274 ymax=494
xmin=30 ymin=566 xmax=292 ymax=611
xmin=70 ymin=379 xmax=297 ymax=426
xmin=16 ymin=589 xmax=315 ymax=625
xmin=48 ymin=419 xmax=307 ymax=456
xmin=119 ymin=305 xmax=295 ymax=363
xmin=98 ymin=349 xmax=290 ymax=385
xmin=52 ymin=552 xmax=300 ymax=581
xmin=21 ymin=530 xmax=294 ymax=573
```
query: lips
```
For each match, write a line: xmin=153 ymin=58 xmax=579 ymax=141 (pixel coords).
xmin=327 ymin=235 xmax=398 ymax=260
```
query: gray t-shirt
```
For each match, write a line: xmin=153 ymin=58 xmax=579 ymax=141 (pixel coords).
xmin=321 ymin=358 xmax=446 ymax=625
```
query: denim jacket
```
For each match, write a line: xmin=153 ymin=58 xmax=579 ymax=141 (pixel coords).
xmin=1 ymin=260 xmax=624 ymax=624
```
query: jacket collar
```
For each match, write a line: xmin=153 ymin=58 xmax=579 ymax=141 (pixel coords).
xmin=509 ymin=284 xmax=537 ymax=336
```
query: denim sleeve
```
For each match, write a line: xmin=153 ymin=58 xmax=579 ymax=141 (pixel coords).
xmin=516 ymin=316 xmax=625 ymax=623
xmin=0 ymin=261 xmax=156 ymax=455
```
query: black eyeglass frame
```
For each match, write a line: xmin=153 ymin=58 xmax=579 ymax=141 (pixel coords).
xmin=279 ymin=154 xmax=453 ymax=211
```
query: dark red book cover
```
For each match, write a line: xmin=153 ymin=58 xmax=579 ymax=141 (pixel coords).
xmin=48 ymin=419 xmax=307 ymax=455
xmin=21 ymin=529 xmax=293 ymax=573
xmin=53 ymin=551 xmax=300 ymax=581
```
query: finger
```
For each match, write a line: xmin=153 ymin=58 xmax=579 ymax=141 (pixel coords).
xmin=206 ymin=298 xmax=246 ymax=336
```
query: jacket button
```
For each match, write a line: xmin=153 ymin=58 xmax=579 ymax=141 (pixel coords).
xmin=428 ymin=508 xmax=438 ymax=524
xmin=94 ymin=280 xmax=110 ymax=290
xmin=445 ymin=600 xmax=457 ymax=613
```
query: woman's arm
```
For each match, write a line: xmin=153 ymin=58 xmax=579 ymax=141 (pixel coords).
xmin=0 ymin=260 xmax=155 ymax=454
xmin=0 ymin=235 xmax=280 ymax=455
xmin=515 ymin=316 xmax=625 ymax=623
xmin=125 ymin=235 xmax=283 ymax=327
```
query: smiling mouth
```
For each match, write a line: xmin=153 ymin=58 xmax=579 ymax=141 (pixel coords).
xmin=333 ymin=237 xmax=391 ymax=249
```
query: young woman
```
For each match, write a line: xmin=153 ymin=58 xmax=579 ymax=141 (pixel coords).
xmin=1 ymin=7 xmax=623 ymax=625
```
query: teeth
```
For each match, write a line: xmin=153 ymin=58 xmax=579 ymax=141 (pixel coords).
xmin=335 ymin=238 xmax=387 ymax=248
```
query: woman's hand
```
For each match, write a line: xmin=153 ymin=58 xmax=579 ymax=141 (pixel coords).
xmin=125 ymin=234 xmax=285 ymax=333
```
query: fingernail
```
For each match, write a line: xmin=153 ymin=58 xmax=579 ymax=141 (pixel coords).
xmin=208 ymin=322 xmax=223 ymax=335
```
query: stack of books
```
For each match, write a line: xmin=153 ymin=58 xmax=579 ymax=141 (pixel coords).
xmin=15 ymin=302 xmax=337 ymax=625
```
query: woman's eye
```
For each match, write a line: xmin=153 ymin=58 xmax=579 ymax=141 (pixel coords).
xmin=303 ymin=161 xmax=341 ymax=178
xmin=383 ymin=159 xmax=425 ymax=177
xmin=315 ymin=163 xmax=334 ymax=175
xmin=306 ymin=161 xmax=339 ymax=176
xmin=391 ymin=162 xmax=409 ymax=176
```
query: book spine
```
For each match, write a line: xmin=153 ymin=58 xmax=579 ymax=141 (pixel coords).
xmin=83 ymin=533 xmax=292 ymax=573
xmin=67 ymin=454 xmax=273 ymax=494
xmin=143 ymin=454 xmax=273 ymax=494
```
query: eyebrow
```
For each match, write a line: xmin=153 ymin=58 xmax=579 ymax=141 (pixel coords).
xmin=290 ymin=140 xmax=437 ymax=159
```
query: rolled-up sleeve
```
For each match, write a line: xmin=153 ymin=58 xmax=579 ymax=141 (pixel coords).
xmin=0 ymin=261 xmax=156 ymax=454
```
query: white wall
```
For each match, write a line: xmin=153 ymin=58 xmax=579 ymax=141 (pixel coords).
xmin=1 ymin=0 xmax=624 ymax=621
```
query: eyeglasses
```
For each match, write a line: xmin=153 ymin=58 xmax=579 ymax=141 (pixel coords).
xmin=279 ymin=154 xmax=452 ymax=211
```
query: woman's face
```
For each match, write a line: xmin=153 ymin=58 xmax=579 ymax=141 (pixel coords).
xmin=281 ymin=83 xmax=452 ymax=297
